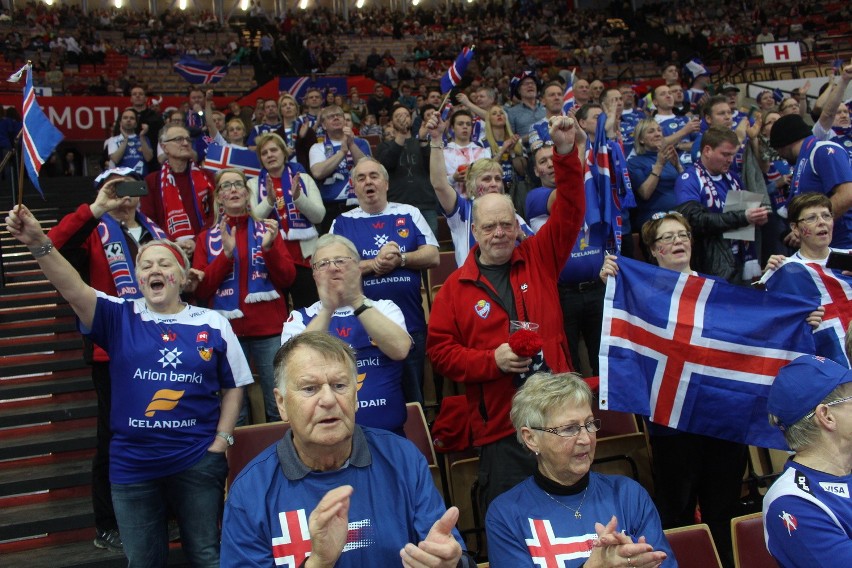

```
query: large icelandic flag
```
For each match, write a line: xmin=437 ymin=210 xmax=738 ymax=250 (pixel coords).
xmin=440 ymin=46 xmax=474 ymax=94
xmin=600 ymin=257 xmax=817 ymax=449
xmin=764 ymin=259 xmax=852 ymax=367
xmin=17 ymin=64 xmax=63 ymax=197
xmin=174 ymin=57 xmax=228 ymax=84
xmin=203 ymin=144 xmax=262 ymax=178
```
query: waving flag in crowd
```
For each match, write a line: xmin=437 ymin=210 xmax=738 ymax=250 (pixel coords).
xmin=600 ymin=257 xmax=817 ymax=449
xmin=174 ymin=57 xmax=228 ymax=84
xmin=203 ymin=144 xmax=262 ymax=178
xmin=764 ymin=260 xmax=852 ymax=367
xmin=562 ymin=69 xmax=575 ymax=115
xmin=440 ymin=46 xmax=474 ymax=94
xmin=8 ymin=63 xmax=63 ymax=198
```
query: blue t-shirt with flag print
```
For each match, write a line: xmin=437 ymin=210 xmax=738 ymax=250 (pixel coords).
xmin=330 ymin=203 xmax=437 ymax=333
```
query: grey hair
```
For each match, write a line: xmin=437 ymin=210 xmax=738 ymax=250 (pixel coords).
xmin=159 ymin=124 xmax=189 ymax=144
xmin=274 ymin=331 xmax=358 ymax=394
xmin=134 ymin=240 xmax=190 ymax=280
xmin=510 ymin=372 xmax=594 ymax=445
xmin=314 ymin=233 xmax=362 ymax=262
xmin=769 ymin=384 xmax=850 ymax=451
xmin=350 ymin=157 xmax=390 ymax=183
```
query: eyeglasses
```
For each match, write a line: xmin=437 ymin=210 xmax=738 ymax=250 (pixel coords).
xmin=804 ymin=394 xmax=852 ymax=420
xmin=796 ymin=212 xmax=833 ymax=225
xmin=324 ymin=112 xmax=344 ymax=120
xmin=655 ymin=231 xmax=691 ymax=244
xmin=218 ymin=181 xmax=246 ymax=192
xmin=531 ymin=419 xmax=601 ymax=438
xmin=163 ymin=136 xmax=191 ymax=145
xmin=312 ymin=256 xmax=354 ymax=271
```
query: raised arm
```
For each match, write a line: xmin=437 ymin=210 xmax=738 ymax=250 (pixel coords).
xmin=6 ymin=205 xmax=97 ymax=328
xmin=815 ymin=64 xmax=852 ymax=135
xmin=426 ymin=114 xmax=459 ymax=214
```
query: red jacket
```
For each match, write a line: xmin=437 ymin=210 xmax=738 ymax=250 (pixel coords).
xmin=193 ymin=215 xmax=296 ymax=337
xmin=426 ymin=149 xmax=584 ymax=446
xmin=48 ymin=204 xmax=161 ymax=362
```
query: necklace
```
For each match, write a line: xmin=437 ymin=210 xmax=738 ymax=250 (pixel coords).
xmin=543 ymin=487 xmax=588 ymax=519
xmin=145 ymin=304 xmax=178 ymax=342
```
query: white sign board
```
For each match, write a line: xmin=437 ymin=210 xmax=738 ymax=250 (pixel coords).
xmin=762 ymin=42 xmax=803 ymax=64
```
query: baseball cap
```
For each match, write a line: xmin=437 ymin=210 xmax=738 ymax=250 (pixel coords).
xmin=768 ymin=114 xmax=813 ymax=150
xmin=768 ymin=355 xmax=852 ymax=430
xmin=94 ymin=167 xmax=143 ymax=190
xmin=721 ymin=83 xmax=740 ymax=93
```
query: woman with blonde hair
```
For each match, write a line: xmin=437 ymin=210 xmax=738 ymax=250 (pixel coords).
xmin=249 ymin=133 xmax=324 ymax=309
xmin=484 ymin=105 xmax=526 ymax=194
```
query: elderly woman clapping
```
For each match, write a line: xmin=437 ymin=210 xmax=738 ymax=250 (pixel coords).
xmin=486 ymin=372 xmax=673 ymax=568
xmin=5 ymin=205 xmax=252 ymax=566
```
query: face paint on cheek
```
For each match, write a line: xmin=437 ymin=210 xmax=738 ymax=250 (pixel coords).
xmin=139 ymin=276 xmax=147 ymax=287
xmin=167 ymin=274 xmax=177 ymax=286
xmin=656 ymin=247 xmax=667 ymax=256
xmin=801 ymin=227 xmax=812 ymax=237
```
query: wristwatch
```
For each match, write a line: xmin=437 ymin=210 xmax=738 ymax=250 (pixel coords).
xmin=216 ymin=431 xmax=234 ymax=446
xmin=400 ymin=253 xmax=407 ymax=267
xmin=353 ymin=297 xmax=375 ymax=317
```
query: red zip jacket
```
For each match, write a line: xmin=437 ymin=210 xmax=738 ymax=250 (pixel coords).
xmin=426 ymin=149 xmax=585 ymax=446
xmin=193 ymin=215 xmax=296 ymax=337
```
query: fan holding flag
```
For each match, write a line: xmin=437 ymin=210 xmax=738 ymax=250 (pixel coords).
xmin=7 ymin=61 xmax=63 ymax=203
xmin=599 ymin=212 xmax=823 ymax=565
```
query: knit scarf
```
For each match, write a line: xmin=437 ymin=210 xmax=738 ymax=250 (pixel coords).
xmin=158 ymin=161 xmax=213 ymax=240
xmin=323 ymin=133 xmax=357 ymax=202
xmin=205 ymin=216 xmax=280 ymax=319
xmin=97 ymin=212 xmax=167 ymax=298
xmin=257 ymin=167 xmax=317 ymax=241
xmin=694 ymin=160 xmax=760 ymax=280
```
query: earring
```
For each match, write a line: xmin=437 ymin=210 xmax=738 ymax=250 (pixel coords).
xmin=535 ymin=451 xmax=540 ymax=456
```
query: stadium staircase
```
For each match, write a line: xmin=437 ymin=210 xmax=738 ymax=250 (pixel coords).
xmin=0 ymin=180 xmax=186 ymax=566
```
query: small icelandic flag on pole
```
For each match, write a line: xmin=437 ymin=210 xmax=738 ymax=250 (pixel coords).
xmin=15 ymin=63 xmax=63 ymax=198
xmin=562 ymin=69 xmax=576 ymax=115
xmin=440 ymin=46 xmax=474 ymax=94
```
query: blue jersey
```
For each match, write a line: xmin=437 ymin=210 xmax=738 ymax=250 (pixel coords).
xmin=763 ymin=462 xmax=852 ymax=567
xmin=282 ymin=300 xmax=408 ymax=431
xmin=309 ymin=138 xmax=372 ymax=202
xmin=83 ymin=293 xmax=252 ymax=484
xmin=331 ymin=203 xmax=437 ymax=333
xmin=656 ymin=114 xmax=694 ymax=165
xmin=526 ymin=186 xmax=605 ymax=284
xmin=790 ymin=137 xmax=852 ymax=248
xmin=221 ymin=426 xmax=469 ymax=567
xmin=627 ymin=152 xmax=681 ymax=227
xmin=675 ymin=167 xmax=743 ymax=213
xmin=486 ymin=474 xmax=675 ymax=568
xmin=106 ymin=133 xmax=151 ymax=176
xmin=246 ymin=122 xmax=282 ymax=147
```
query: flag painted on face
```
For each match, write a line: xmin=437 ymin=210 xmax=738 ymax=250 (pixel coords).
xmin=600 ymin=257 xmax=817 ymax=449
xmin=440 ymin=46 xmax=474 ymax=94
xmin=20 ymin=64 xmax=63 ymax=197
xmin=173 ymin=57 xmax=228 ymax=84
xmin=764 ymin=259 xmax=852 ymax=367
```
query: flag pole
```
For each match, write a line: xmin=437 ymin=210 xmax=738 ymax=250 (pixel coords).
xmin=16 ymin=61 xmax=30 ymax=209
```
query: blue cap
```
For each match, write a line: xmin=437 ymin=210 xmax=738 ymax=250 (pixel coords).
xmin=768 ymin=355 xmax=852 ymax=429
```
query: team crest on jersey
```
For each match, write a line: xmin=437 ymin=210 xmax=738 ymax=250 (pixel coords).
xmin=197 ymin=346 xmax=213 ymax=361
xmin=397 ymin=228 xmax=409 ymax=238
xmin=779 ymin=511 xmax=798 ymax=535
xmin=474 ymin=299 xmax=491 ymax=319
